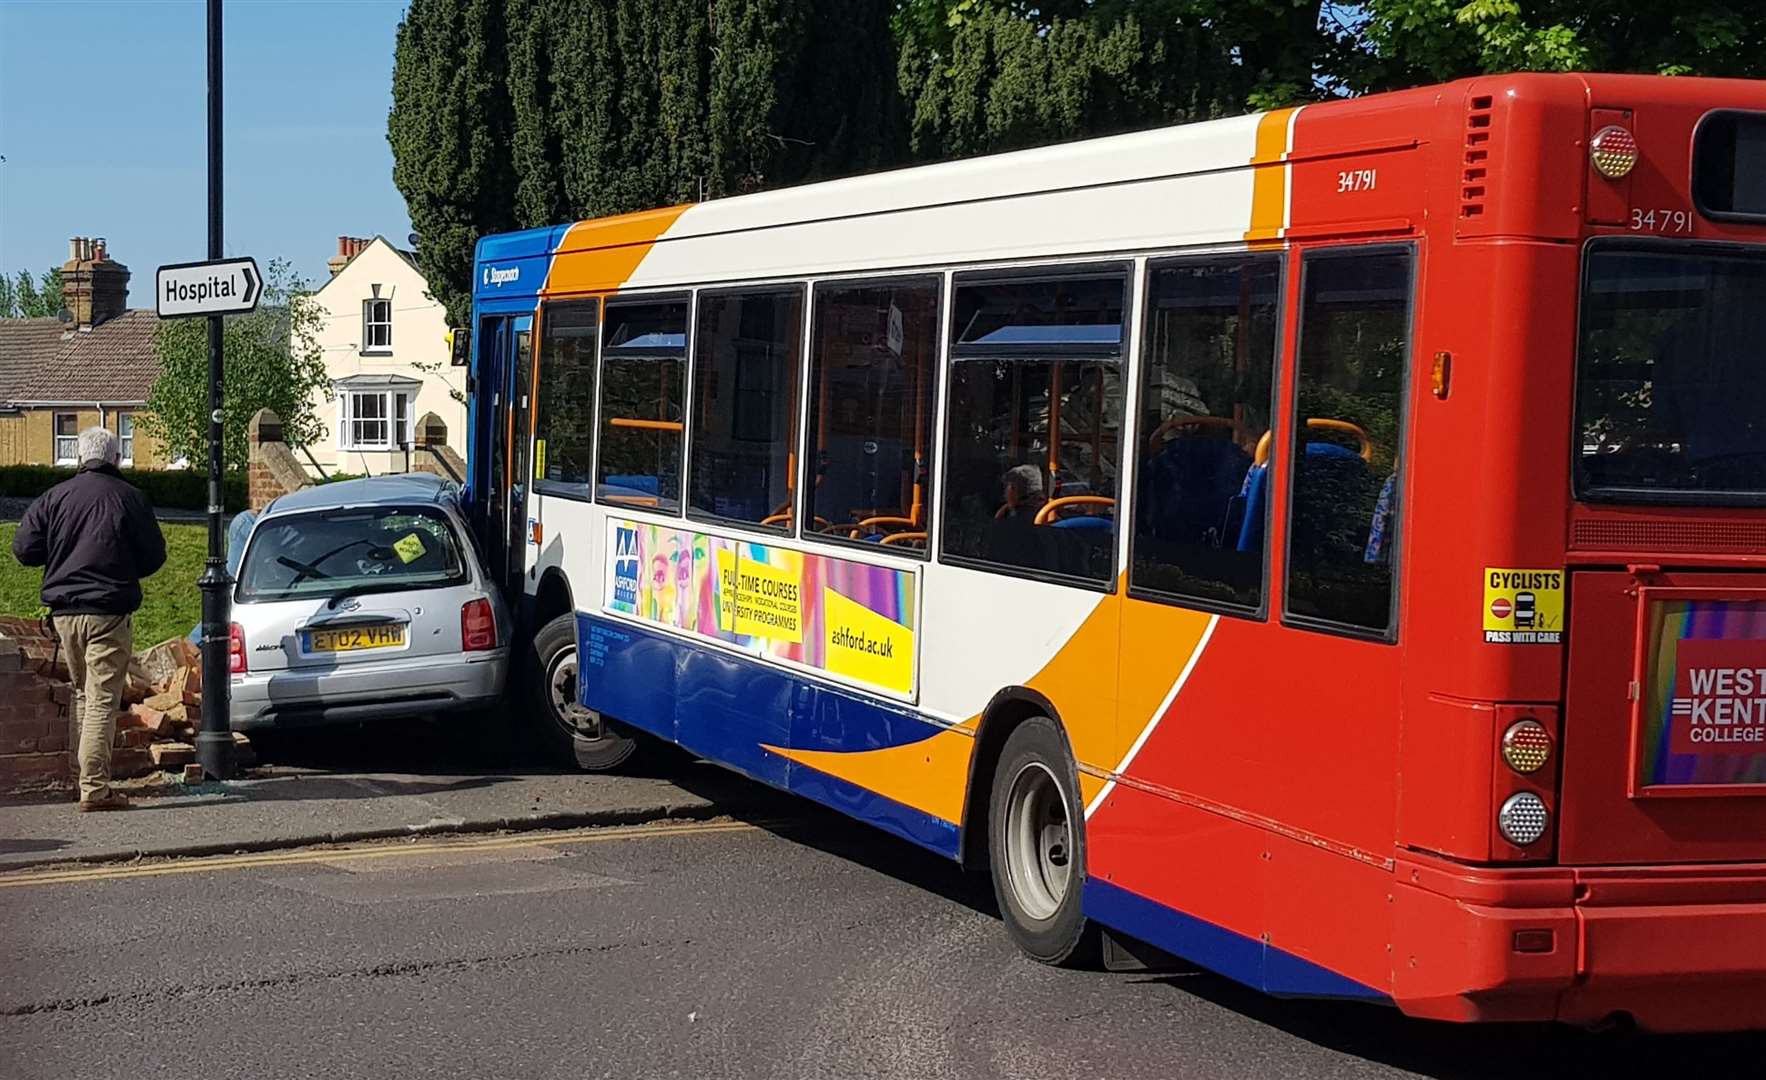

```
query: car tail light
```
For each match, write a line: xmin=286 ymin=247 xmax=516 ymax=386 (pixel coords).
xmin=461 ymin=599 xmax=496 ymax=652
xmin=228 ymin=623 xmax=246 ymax=674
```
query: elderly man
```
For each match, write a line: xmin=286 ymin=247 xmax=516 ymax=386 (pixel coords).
xmin=13 ymin=427 xmax=167 ymax=811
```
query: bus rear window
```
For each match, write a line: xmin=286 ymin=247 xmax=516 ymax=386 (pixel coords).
xmin=1694 ymin=111 xmax=1766 ymax=221
xmin=1576 ymin=244 xmax=1766 ymax=504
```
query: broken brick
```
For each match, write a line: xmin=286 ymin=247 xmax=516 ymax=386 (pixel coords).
xmin=149 ymin=742 xmax=196 ymax=767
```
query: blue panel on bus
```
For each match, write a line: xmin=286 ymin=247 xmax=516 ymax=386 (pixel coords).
xmin=1082 ymin=879 xmax=1388 ymax=1002
xmin=575 ymin=613 xmax=964 ymax=861
xmin=675 ymin=645 xmax=795 ymax=788
xmin=580 ymin=617 xmax=678 ymax=742
xmin=791 ymin=767 xmax=961 ymax=859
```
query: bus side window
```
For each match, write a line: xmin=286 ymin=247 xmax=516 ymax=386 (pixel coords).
xmin=597 ymin=298 xmax=689 ymax=513
xmin=1130 ymin=255 xmax=1282 ymax=612
xmin=940 ymin=269 xmax=1127 ymax=585
xmin=687 ymin=288 xmax=805 ymax=530
xmin=533 ymin=299 xmax=599 ymax=497
xmin=804 ymin=278 xmax=941 ymax=551
xmin=1284 ymin=247 xmax=1414 ymax=638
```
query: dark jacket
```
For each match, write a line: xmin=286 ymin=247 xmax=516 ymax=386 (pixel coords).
xmin=12 ymin=463 xmax=168 ymax=615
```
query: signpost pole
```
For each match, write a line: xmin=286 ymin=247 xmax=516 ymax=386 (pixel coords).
xmin=195 ymin=0 xmax=236 ymax=781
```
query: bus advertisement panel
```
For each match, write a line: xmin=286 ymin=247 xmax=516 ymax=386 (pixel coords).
xmin=605 ymin=518 xmax=919 ymax=699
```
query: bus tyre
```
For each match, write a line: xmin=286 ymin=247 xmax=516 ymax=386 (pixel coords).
xmin=987 ymin=717 xmax=1099 ymax=966
xmin=528 ymin=612 xmax=638 ymax=772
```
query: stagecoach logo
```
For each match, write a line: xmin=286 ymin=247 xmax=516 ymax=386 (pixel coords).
xmin=481 ymin=265 xmax=520 ymax=288
xmin=611 ymin=525 xmax=640 ymax=613
xmin=1670 ymin=639 xmax=1766 ymax=753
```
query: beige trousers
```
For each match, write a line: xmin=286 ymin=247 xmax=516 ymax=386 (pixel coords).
xmin=54 ymin=614 xmax=133 ymax=802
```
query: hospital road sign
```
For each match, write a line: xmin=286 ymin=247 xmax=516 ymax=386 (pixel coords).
xmin=155 ymin=257 xmax=262 ymax=319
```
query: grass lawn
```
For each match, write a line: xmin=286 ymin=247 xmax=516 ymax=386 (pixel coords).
xmin=0 ymin=522 xmax=208 ymax=647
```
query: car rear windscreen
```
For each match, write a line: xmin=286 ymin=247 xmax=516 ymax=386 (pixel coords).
xmin=237 ymin=505 xmax=467 ymax=601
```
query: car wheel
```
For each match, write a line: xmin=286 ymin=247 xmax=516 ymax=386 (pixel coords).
xmin=528 ymin=612 xmax=639 ymax=772
xmin=988 ymin=716 xmax=1099 ymax=966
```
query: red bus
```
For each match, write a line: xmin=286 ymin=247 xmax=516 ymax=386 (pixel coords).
xmin=466 ymin=72 xmax=1766 ymax=1032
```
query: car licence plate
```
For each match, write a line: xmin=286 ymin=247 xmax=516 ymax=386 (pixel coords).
xmin=306 ymin=624 xmax=406 ymax=653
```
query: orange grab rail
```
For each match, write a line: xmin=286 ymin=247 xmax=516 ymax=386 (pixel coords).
xmin=609 ymin=418 xmax=685 ymax=432
xmin=1033 ymin=495 xmax=1116 ymax=525
xmin=1253 ymin=419 xmax=1371 ymax=467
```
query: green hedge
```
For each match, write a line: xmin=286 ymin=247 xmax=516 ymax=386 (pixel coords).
xmin=0 ymin=466 xmax=247 ymax=512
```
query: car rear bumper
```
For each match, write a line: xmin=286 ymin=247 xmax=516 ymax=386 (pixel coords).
xmin=229 ymin=650 xmax=509 ymax=729
xmin=1392 ymin=853 xmax=1766 ymax=1032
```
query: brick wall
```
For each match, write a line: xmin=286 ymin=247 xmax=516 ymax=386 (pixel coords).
xmin=0 ymin=625 xmax=73 ymax=792
xmin=248 ymin=408 xmax=315 ymax=510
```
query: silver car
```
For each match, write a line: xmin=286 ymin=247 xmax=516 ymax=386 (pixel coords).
xmin=228 ymin=474 xmax=510 ymax=730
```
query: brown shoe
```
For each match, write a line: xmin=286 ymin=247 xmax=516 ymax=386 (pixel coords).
xmin=78 ymin=793 xmax=131 ymax=812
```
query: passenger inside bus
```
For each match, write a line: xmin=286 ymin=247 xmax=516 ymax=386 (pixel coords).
xmin=941 ymin=271 xmax=1126 ymax=583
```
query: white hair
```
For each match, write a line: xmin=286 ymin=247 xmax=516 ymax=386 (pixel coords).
xmin=1003 ymin=464 xmax=1044 ymax=497
xmin=77 ymin=426 xmax=119 ymax=466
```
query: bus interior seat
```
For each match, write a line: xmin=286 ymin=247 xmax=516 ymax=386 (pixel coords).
xmin=1234 ymin=440 xmax=1369 ymax=554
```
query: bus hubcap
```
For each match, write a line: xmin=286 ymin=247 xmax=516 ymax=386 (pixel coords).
xmin=1004 ymin=761 xmax=1073 ymax=922
xmin=546 ymin=649 xmax=600 ymax=739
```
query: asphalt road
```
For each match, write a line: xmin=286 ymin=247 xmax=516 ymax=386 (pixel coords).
xmin=4 ymin=803 xmax=1764 ymax=1080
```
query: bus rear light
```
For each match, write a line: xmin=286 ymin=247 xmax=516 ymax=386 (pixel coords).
xmin=1501 ymin=719 xmax=1552 ymax=774
xmin=1497 ymin=792 xmax=1550 ymax=846
xmin=1590 ymin=125 xmax=1639 ymax=179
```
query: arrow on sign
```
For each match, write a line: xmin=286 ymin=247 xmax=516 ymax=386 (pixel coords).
xmin=155 ymin=257 xmax=263 ymax=319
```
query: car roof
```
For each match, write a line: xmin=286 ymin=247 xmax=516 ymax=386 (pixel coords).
xmin=262 ymin=473 xmax=459 ymax=518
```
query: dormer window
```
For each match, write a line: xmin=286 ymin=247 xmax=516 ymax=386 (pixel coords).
xmin=363 ymin=296 xmax=393 ymax=354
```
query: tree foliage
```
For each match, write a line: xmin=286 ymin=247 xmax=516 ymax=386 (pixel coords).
xmin=142 ymin=259 xmax=331 ymax=472
xmin=389 ymin=0 xmax=901 ymax=325
xmin=388 ymin=0 xmax=1764 ymax=326
xmin=1339 ymin=1 xmax=1766 ymax=91
xmin=0 ymin=268 xmax=65 ymax=319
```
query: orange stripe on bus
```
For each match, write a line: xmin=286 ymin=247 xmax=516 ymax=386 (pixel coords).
xmin=542 ymin=205 xmax=693 ymax=295
xmin=1245 ymin=107 xmax=1297 ymax=247
xmin=766 ymin=580 xmax=1216 ymax=827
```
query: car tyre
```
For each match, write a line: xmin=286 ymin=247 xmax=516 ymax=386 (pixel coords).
xmin=528 ymin=612 xmax=639 ymax=772
xmin=988 ymin=716 xmax=1100 ymax=966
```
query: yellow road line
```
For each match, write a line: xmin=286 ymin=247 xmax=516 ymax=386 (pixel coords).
xmin=0 ymin=819 xmax=768 ymax=889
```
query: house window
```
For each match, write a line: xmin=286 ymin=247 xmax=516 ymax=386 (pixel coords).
xmin=53 ymin=413 xmax=78 ymax=466
xmin=339 ymin=390 xmax=413 ymax=450
xmin=118 ymin=412 xmax=135 ymax=467
xmin=363 ymin=298 xmax=393 ymax=354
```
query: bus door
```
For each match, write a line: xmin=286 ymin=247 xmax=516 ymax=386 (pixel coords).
xmin=505 ymin=314 xmax=535 ymax=591
xmin=472 ymin=312 xmax=534 ymax=592
xmin=473 ymin=315 xmax=511 ymax=571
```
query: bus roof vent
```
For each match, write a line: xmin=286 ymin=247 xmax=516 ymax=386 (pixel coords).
xmin=1460 ymin=95 xmax=1494 ymax=220
xmin=1572 ymin=518 xmax=1766 ymax=555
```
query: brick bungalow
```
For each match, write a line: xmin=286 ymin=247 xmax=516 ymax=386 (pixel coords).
xmin=0 ymin=238 xmax=170 ymax=468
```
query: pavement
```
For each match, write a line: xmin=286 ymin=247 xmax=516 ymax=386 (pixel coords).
xmin=0 ymin=718 xmax=786 ymax=871
xmin=6 ymin=812 xmax=1765 ymax=1080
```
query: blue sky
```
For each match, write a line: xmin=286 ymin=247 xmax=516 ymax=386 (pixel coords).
xmin=0 ymin=0 xmax=414 ymax=300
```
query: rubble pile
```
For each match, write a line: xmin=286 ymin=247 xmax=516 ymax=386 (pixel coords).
xmin=0 ymin=617 xmax=252 ymax=790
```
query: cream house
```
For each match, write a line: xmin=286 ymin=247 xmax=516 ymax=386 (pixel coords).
xmin=303 ymin=235 xmax=464 ymax=477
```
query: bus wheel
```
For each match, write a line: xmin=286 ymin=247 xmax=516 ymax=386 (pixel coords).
xmin=988 ymin=716 xmax=1098 ymax=966
xmin=527 ymin=612 xmax=638 ymax=772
